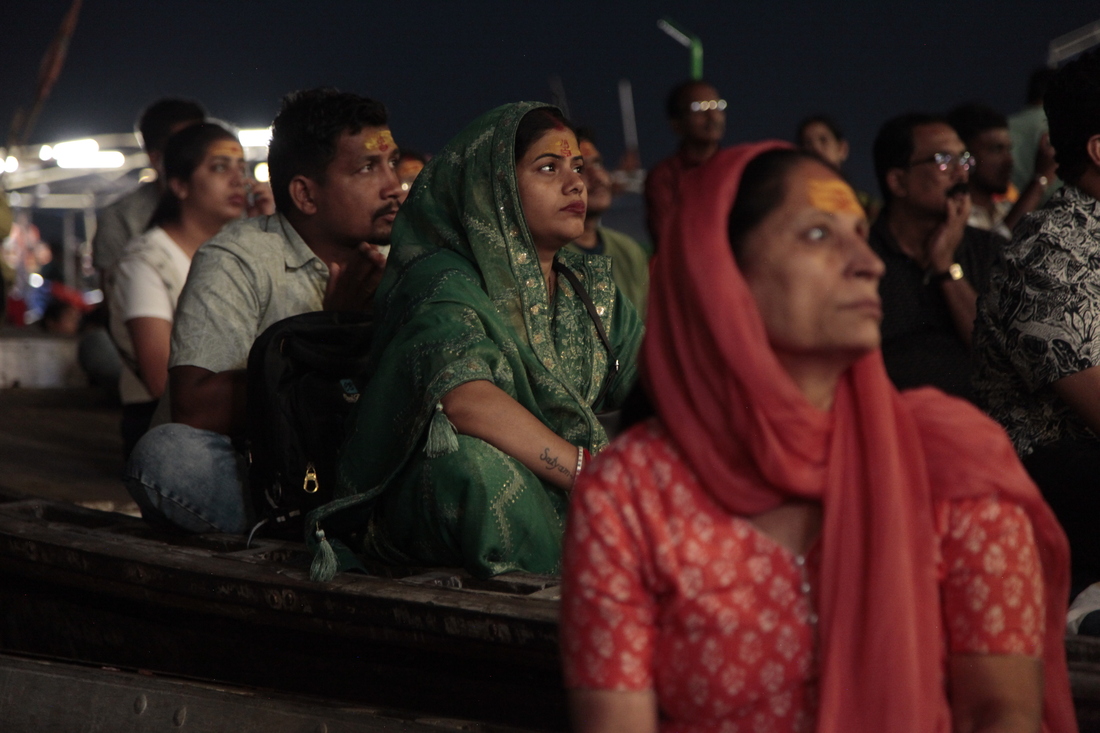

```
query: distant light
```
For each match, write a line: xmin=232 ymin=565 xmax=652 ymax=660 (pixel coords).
xmin=28 ymin=273 xmax=44 ymax=288
xmin=83 ymin=289 xmax=104 ymax=305
xmin=39 ymin=145 xmax=53 ymax=161
xmin=238 ymin=128 xmax=271 ymax=147
xmin=52 ymin=139 xmax=121 ymax=168
xmin=3 ymin=156 xmax=17 ymax=173
xmin=52 ymin=138 xmax=99 ymax=158
xmin=253 ymin=162 xmax=270 ymax=182
xmin=401 ymin=182 xmax=411 ymax=192
xmin=138 ymin=167 xmax=157 ymax=183
xmin=56 ymin=151 xmax=126 ymax=169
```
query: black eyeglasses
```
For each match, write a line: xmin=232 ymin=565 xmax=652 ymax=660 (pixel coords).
xmin=906 ymin=151 xmax=974 ymax=172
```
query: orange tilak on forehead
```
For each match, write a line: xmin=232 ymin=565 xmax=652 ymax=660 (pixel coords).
xmin=363 ymin=129 xmax=395 ymax=153
xmin=535 ymin=136 xmax=573 ymax=159
xmin=806 ymin=178 xmax=862 ymax=216
xmin=208 ymin=140 xmax=243 ymax=159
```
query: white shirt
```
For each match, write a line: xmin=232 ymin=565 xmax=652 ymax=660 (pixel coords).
xmin=109 ymin=226 xmax=192 ymax=404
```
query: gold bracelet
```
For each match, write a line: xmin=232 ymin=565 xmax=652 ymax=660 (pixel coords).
xmin=574 ymin=446 xmax=584 ymax=483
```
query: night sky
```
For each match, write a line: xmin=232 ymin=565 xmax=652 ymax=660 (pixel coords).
xmin=3 ymin=1 xmax=1098 ymax=195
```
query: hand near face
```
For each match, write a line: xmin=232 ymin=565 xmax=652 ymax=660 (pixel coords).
xmin=927 ymin=192 xmax=971 ymax=273
xmin=245 ymin=179 xmax=275 ymax=217
xmin=1034 ymin=133 xmax=1057 ymax=181
xmin=322 ymin=242 xmax=387 ymax=313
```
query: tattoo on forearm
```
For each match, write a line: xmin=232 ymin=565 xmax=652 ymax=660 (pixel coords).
xmin=539 ymin=447 xmax=572 ymax=478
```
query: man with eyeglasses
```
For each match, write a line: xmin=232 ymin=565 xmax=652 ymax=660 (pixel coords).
xmin=973 ymin=49 xmax=1100 ymax=596
xmin=868 ymin=113 xmax=1003 ymax=403
xmin=644 ymin=79 xmax=727 ymax=251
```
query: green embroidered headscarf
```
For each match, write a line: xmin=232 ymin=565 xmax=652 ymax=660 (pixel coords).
xmin=312 ymin=102 xmax=641 ymax=577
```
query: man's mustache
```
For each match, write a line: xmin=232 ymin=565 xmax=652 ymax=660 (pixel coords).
xmin=373 ymin=203 xmax=399 ymax=220
xmin=946 ymin=182 xmax=970 ymax=197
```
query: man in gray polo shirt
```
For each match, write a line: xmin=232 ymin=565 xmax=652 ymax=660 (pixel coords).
xmin=125 ymin=88 xmax=401 ymax=534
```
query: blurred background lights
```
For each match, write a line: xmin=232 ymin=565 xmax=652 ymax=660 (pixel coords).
xmin=238 ymin=128 xmax=271 ymax=147
xmin=253 ymin=162 xmax=270 ymax=182
xmin=51 ymin=138 xmax=98 ymax=158
xmin=56 ymin=150 xmax=125 ymax=169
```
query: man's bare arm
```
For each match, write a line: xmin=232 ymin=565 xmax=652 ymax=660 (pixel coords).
xmin=1052 ymin=365 xmax=1100 ymax=436
xmin=928 ymin=195 xmax=978 ymax=345
xmin=1004 ymin=134 xmax=1057 ymax=231
xmin=169 ymin=365 xmax=248 ymax=437
xmin=939 ymin=277 xmax=980 ymax=346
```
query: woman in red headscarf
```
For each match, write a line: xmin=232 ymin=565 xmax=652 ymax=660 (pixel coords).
xmin=560 ymin=142 xmax=1075 ymax=732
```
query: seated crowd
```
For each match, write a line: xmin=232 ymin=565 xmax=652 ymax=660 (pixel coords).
xmin=90 ymin=48 xmax=1100 ymax=731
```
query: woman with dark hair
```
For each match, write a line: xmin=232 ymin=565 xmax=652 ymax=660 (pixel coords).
xmin=560 ymin=143 xmax=1074 ymax=731
xmin=108 ymin=122 xmax=273 ymax=456
xmin=314 ymin=103 xmax=642 ymax=579
xmin=796 ymin=114 xmax=880 ymax=220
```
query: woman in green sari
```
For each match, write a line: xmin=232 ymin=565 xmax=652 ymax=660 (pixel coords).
xmin=314 ymin=102 xmax=643 ymax=580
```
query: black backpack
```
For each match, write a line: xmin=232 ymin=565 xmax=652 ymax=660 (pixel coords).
xmin=245 ymin=310 xmax=374 ymax=539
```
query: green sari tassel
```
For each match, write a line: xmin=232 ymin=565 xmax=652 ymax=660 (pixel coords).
xmin=310 ymin=527 xmax=338 ymax=582
xmin=425 ymin=402 xmax=459 ymax=457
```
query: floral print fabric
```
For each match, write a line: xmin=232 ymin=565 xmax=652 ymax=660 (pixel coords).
xmin=973 ymin=184 xmax=1100 ymax=456
xmin=561 ymin=420 xmax=1043 ymax=732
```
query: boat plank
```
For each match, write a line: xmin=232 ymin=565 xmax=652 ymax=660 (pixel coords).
xmin=0 ymin=652 xmax=537 ymax=732
xmin=0 ymin=494 xmax=569 ymax=729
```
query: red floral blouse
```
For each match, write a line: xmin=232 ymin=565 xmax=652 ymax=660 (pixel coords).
xmin=561 ymin=420 xmax=1044 ymax=732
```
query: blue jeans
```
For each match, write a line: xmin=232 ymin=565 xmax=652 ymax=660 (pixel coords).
xmin=125 ymin=423 xmax=253 ymax=534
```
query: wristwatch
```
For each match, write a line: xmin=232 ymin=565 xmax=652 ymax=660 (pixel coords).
xmin=930 ymin=263 xmax=964 ymax=284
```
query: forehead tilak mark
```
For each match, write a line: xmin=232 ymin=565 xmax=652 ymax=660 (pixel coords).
xmin=364 ymin=129 xmax=395 ymax=153
xmin=806 ymin=178 xmax=862 ymax=216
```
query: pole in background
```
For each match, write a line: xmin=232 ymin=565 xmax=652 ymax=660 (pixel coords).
xmin=657 ymin=17 xmax=703 ymax=80
xmin=618 ymin=79 xmax=640 ymax=152
xmin=614 ymin=79 xmax=644 ymax=194
xmin=1048 ymin=18 xmax=1100 ymax=67
xmin=547 ymin=74 xmax=571 ymax=121
xmin=9 ymin=0 xmax=84 ymax=147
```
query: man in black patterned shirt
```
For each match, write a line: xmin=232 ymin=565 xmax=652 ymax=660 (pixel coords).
xmin=973 ymin=49 xmax=1100 ymax=594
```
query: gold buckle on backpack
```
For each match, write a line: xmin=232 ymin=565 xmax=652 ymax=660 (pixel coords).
xmin=303 ymin=462 xmax=319 ymax=493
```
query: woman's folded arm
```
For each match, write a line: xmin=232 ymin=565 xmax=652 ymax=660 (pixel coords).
xmin=441 ymin=379 xmax=580 ymax=490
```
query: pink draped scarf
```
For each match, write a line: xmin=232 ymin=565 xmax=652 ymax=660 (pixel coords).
xmin=641 ymin=141 xmax=1075 ymax=731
